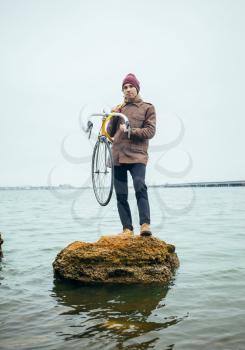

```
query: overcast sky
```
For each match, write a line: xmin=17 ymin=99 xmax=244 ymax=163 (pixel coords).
xmin=1 ymin=0 xmax=244 ymax=186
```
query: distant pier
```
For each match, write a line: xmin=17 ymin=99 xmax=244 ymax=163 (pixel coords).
xmin=154 ymin=180 xmax=245 ymax=188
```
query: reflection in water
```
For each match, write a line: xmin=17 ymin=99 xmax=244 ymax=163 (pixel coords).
xmin=52 ymin=278 xmax=184 ymax=349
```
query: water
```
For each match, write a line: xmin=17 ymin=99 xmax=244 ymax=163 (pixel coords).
xmin=0 ymin=187 xmax=245 ymax=350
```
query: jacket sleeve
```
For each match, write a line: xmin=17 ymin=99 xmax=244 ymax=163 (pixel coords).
xmin=130 ymin=105 xmax=156 ymax=140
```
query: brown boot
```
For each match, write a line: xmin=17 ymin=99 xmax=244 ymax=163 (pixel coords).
xmin=140 ymin=223 xmax=152 ymax=237
xmin=118 ymin=228 xmax=134 ymax=237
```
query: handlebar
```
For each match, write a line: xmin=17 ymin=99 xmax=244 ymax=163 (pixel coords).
xmin=87 ymin=112 xmax=131 ymax=139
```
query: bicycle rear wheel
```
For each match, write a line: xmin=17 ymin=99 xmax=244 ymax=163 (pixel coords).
xmin=92 ymin=136 xmax=114 ymax=206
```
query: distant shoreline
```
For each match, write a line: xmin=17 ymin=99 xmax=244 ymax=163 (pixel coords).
xmin=0 ymin=181 xmax=244 ymax=190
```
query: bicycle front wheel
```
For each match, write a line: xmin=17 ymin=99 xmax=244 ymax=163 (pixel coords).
xmin=92 ymin=137 xmax=114 ymax=206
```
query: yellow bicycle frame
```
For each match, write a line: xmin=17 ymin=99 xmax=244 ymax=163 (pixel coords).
xmin=100 ymin=114 xmax=114 ymax=143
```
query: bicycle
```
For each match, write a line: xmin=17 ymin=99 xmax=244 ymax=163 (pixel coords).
xmin=86 ymin=111 xmax=131 ymax=206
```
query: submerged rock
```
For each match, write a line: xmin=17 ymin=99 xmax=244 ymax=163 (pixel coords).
xmin=53 ymin=235 xmax=179 ymax=284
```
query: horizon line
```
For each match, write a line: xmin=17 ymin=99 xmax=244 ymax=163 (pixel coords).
xmin=0 ymin=180 xmax=245 ymax=189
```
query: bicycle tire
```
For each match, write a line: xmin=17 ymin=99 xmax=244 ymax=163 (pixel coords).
xmin=92 ymin=137 xmax=114 ymax=206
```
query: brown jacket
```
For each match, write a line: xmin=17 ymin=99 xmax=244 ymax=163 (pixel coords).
xmin=108 ymin=96 xmax=156 ymax=165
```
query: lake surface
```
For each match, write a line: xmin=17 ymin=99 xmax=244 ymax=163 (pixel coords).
xmin=0 ymin=187 xmax=245 ymax=350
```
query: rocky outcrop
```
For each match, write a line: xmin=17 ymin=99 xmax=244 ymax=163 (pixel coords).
xmin=53 ymin=235 xmax=179 ymax=284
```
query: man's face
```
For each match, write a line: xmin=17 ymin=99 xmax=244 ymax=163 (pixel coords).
xmin=122 ymin=83 xmax=138 ymax=99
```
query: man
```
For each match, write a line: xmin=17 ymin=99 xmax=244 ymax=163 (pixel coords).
xmin=108 ymin=73 xmax=156 ymax=237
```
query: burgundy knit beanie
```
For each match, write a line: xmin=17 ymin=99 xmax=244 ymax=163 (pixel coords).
xmin=122 ymin=73 xmax=140 ymax=93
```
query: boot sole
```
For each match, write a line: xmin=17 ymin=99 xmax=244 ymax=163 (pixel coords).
xmin=140 ymin=231 xmax=152 ymax=237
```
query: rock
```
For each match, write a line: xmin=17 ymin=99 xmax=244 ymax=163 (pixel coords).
xmin=53 ymin=235 xmax=179 ymax=284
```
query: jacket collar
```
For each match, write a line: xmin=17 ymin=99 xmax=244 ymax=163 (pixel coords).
xmin=124 ymin=94 xmax=143 ymax=107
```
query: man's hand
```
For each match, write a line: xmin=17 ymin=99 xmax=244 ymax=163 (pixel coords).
xmin=119 ymin=124 xmax=127 ymax=132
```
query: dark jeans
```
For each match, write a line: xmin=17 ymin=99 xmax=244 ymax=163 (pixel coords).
xmin=114 ymin=163 xmax=150 ymax=230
